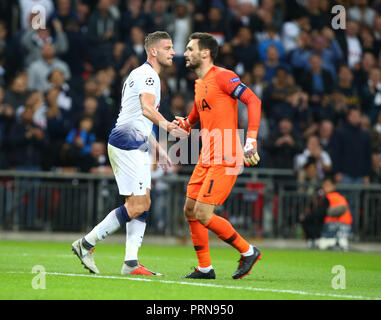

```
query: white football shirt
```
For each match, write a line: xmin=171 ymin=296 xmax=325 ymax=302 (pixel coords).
xmin=108 ymin=62 xmax=160 ymax=151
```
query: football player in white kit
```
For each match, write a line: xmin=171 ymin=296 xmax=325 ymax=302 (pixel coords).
xmin=72 ymin=31 xmax=187 ymax=275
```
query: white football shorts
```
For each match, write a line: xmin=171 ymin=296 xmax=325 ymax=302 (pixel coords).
xmin=107 ymin=143 xmax=151 ymax=196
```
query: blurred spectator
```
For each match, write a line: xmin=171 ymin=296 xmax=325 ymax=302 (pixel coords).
xmin=359 ymin=26 xmax=379 ymax=57
xmin=297 ymin=156 xmax=319 ymax=194
xmin=124 ymin=25 xmax=147 ymax=66
xmin=0 ymin=85 xmax=15 ymax=168
xmin=318 ymin=119 xmax=334 ymax=156
xmin=60 ymin=115 xmax=96 ymax=167
xmin=151 ymin=0 xmax=172 ymax=31
xmin=228 ymin=0 xmax=261 ymax=37
xmin=250 ymin=62 xmax=268 ymax=100
xmin=16 ymin=91 xmax=47 ymax=129
xmin=21 ymin=18 xmax=68 ymax=67
xmin=48 ymin=68 xmax=80 ymax=120
xmin=87 ymin=0 xmax=120 ymax=69
xmin=258 ymin=24 xmax=284 ymax=62
xmin=44 ymin=87 xmax=71 ymax=169
xmin=115 ymin=43 xmax=140 ymax=79
xmin=262 ymin=66 xmax=292 ymax=118
xmin=80 ymin=140 xmax=113 ymax=173
xmin=231 ymin=26 xmax=259 ymax=75
xmin=335 ymin=65 xmax=361 ymax=109
xmin=8 ymin=106 xmax=47 ymax=169
xmin=304 ymin=0 xmax=331 ymax=30
xmin=197 ymin=4 xmax=229 ymax=45
xmin=373 ymin=14 xmax=381 ymax=46
xmin=256 ymin=0 xmax=285 ymax=31
xmin=27 ymin=42 xmax=71 ymax=92
xmin=263 ymin=45 xmax=289 ymax=83
xmin=291 ymin=28 xmax=343 ymax=82
xmin=263 ymin=117 xmax=303 ymax=169
xmin=76 ymin=0 xmax=91 ymax=29
xmin=299 ymin=53 xmax=334 ymax=107
xmin=332 ymin=107 xmax=371 ymax=184
xmin=217 ymin=42 xmax=239 ymax=73
xmin=51 ymin=0 xmax=79 ymax=29
xmin=169 ymin=92 xmax=186 ymax=119
xmin=269 ymin=85 xmax=309 ymax=133
xmin=295 ymin=134 xmax=332 ymax=181
xmin=354 ymin=51 xmax=376 ymax=89
xmin=281 ymin=10 xmax=310 ymax=54
xmin=321 ymin=89 xmax=349 ymax=126
xmin=336 ymin=20 xmax=363 ymax=70
xmin=167 ymin=0 xmax=193 ymax=90
xmin=348 ymin=0 xmax=376 ymax=28
xmin=121 ymin=0 xmax=152 ymax=40
xmin=0 ymin=20 xmax=9 ymax=79
xmin=370 ymin=110 xmax=381 ymax=182
xmin=360 ymin=67 xmax=381 ymax=122
xmin=3 ymin=72 xmax=31 ymax=110
xmin=60 ymin=17 xmax=89 ymax=90
xmin=361 ymin=113 xmax=371 ymax=132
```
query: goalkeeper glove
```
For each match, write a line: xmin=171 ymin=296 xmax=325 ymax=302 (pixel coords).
xmin=243 ymin=131 xmax=260 ymax=166
xmin=175 ymin=116 xmax=192 ymax=135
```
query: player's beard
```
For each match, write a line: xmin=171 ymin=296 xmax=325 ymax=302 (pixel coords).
xmin=158 ymin=55 xmax=173 ymax=68
xmin=185 ymin=56 xmax=202 ymax=70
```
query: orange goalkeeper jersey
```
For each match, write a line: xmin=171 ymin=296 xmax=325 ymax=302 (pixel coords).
xmin=192 ymin=66 xmax=258 ymax=167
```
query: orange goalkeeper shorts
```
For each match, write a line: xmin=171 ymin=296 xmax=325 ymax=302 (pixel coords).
xmin=186 ymin=164 xmax=240 ymax=205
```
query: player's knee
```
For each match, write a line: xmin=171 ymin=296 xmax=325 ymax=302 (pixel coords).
xmin=194 ymin=209 xmax=209 ymax=225
xmin=184 ymin=204 xmax=195 ymax=219
xmin=127 ymin=204 xmax=146 ymax=219
xmin=144 ymin=197 xmax=151 ymax=212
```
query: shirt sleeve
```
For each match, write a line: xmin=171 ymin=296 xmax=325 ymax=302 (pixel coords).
xmin=188 ymin=101 xmax=200 ymax=126
xmin=215 ymin=69 xmax=248 ymax=99
xmin=215 ymin=68 xmax=261 ymax=136
xmin=136 ymin=70 xmax=158 ymax=97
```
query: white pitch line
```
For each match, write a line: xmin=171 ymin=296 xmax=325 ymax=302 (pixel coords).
xmin=6 ymin=271 xmax=381 ymax=300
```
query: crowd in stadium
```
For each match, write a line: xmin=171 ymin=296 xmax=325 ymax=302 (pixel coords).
xmin=0 ymin=0 xmax=381 ymax=184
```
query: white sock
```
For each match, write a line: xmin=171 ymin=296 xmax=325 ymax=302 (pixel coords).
xmin=125 ymin=219 xmax=146 ymax=261
xmin=198 ymin=265 xmax=213 ymax=273
xmin=84 ymin=208 xmax=121 ymax=246
xmin=241 ymin=245 xmax=254 ymax=257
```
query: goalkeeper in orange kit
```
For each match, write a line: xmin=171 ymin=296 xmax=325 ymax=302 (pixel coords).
xmin=176 ymin=33 xmax=262 ymax=279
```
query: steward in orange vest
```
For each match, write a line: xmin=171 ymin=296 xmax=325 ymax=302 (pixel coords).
xmin=322 ymin=177 xmax=353 ymax=226
xmin=300 ymin=175 xmax=352 ymax=248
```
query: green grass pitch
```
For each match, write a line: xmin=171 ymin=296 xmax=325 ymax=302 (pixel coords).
xmin=0 ymin=240 xmax=380 ymax=300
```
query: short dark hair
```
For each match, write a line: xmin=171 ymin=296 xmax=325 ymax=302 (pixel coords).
xmin=322 ymin=174 xmax=335 ymax=185
xmin=189 ymin=32 xmax=219 ymax=61
xmin=144 ymin=31 xmax=171 ymax=54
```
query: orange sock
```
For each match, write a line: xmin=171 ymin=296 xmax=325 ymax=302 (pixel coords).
xmin=187 ymin=218 xmax=211 ymax=268
xmin=205 ymin=214 xmax=250 ymax=254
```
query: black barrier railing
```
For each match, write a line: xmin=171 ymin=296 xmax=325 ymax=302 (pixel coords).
xmin=0 ymin=169 xmax=380 ymax=241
